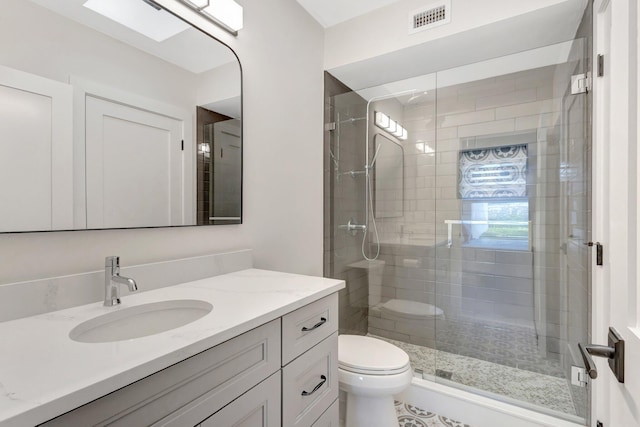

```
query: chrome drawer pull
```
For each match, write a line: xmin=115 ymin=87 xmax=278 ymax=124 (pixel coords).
xmin=301 ymin=317 xmax=326 ymax=332
xmin=301 ymin=375 xmax=327 ymax=396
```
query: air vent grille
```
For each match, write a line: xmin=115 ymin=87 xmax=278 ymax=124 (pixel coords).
xmin=409 ymin=1 xmax=451 ymax=34
xmin=414 ymin=5 xmax=446 ymax=28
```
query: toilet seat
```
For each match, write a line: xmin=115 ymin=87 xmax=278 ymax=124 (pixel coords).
xmin=338 ymin=335 xmax=410 ymax=375
xmin=380 ymin=299 xmax=444 ymax=321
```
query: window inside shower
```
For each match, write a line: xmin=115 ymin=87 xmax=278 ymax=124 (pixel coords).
xmin=324 ymin=14 xmax=592 ymax=423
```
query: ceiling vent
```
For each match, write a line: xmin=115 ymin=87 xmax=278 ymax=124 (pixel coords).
xmin=409 ymin=0 xmax=451 ymax=34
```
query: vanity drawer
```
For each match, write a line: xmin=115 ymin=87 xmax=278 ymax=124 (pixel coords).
xmin=282 ymin=293 xmax=338 ymax=365
xmin=200 ymin=371 xmax=281 ymax=427
xmin=282 ymin=333 xmax=339 ymax=427
xmin=41 ymin=319 xmax=281 ymax=427
xmin=311 ymin=399 xmax=339 ymax=427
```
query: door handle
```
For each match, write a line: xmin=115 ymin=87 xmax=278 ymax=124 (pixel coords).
xmin=578 ymin=327 xmax=624 ymax=383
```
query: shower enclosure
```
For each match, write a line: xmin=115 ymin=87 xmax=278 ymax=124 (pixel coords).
xmin=324 ymin=6 xmax=591 ymax=424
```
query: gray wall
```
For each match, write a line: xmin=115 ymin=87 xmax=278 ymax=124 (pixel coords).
xmin=324 ymin=72 xmax=369 ymax=335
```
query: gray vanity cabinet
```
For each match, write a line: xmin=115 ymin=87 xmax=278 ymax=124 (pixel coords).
xmin=311 ymin=400 xmax=339 ymax=427
xmin=281 ymin=295 xmax=339 ymax=427
xmin=39 ymin=293 xmax=339 ymax=427
xmin=198 ymin=372 xmax=281 ymax=427
xmin=40 ymin=319 xmax=281 ymax=427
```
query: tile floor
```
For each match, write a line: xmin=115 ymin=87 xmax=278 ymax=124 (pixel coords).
xmin=395 ymin=401 xmax=471 ymax=427
xmin=373 ymin=334 xmax=578 ymax=416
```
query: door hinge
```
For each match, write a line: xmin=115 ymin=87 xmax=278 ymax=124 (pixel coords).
xmin=586 ymin=242 xmax=604 ymax=266
xmin=571 ymin=366 xmax=588 ymax=387
xmin=597 ymin=421 xmax=603 ymax=427
xmin=571 ymin=72 xmax=591 ymax=94
xmin=181 ymin=140 xmax=184 ymax=151
xmin=597 ymin=54 xmax=605 ymax=77
xmin=325 ymin=122 xmax=336 ymax=132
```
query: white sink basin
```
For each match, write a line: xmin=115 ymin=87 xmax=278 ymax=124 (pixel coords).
xmin=70 ymin=299 xmax=213 ymax=343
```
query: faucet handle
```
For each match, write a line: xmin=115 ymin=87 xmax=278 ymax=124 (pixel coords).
xmin=105 ymin=256 xmax=120 ymax=269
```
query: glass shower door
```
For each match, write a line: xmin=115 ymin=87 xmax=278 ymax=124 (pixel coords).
xmin=432 ymin=39 xmax=591 ymax=422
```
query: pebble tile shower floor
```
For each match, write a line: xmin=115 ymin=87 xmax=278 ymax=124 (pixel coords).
xmin=373 ymin=335 xmax=577 ymax=415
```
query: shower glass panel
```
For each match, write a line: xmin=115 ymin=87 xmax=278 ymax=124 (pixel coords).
xmin=433 ymin=38 xmax=590 ymax=422
xmin=327 ymin=88 xmax=370 ymax=336
xmin=364 ymin=83 xmax=439 ymax=378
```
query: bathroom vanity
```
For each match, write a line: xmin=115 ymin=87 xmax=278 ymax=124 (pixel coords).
xmin=0 ymin=268 xmax=343 ymax=427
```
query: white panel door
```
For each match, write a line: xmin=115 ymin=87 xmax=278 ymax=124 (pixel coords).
xmin=0 ymin=65 xmax=72 ymax=232
xmin=593 ymin=0 xmax=640 ymax=426
xmin=211 ymin=119 xmax=241 ymax=220
xmin=85 ymin=96 xmax=184 ymax=228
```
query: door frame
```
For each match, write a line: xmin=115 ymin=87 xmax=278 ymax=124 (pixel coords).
xmin=0 ymin=64 xmax=73 ymax=231
xmin=592 ymin=0 xmax=640 ymax=425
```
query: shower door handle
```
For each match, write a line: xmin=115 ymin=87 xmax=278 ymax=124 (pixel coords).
xmin=578 ymin=327 xmax=624 ymax=383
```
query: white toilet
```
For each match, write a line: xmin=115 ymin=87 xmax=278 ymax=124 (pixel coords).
xmin=338 ymin=335 xmax=413 ymax=427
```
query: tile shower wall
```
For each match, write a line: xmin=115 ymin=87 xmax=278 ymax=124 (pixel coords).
xmin=369 ymin=65 xmax=572 ymax=358
xmin=324 ymin=72 xmax=369 ymax=335
xmin=369 ymin=244 xmax=534 ymax=345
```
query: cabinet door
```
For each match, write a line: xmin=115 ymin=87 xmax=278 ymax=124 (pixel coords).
xmin=283 ymin=333 xmax=338 ymax=427
xmin=200 ymin=371 xmax=281 ymax=427
xmin=312 ymin=399 xmax=339 ymax=427
xmin=41 ymin=320 xmax=280 ymax=427
xmin=282 ymin=294 xmax=338 ymax=365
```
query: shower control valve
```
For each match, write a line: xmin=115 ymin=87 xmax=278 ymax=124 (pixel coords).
xmin=338 ymin=219 xmax=367 ymax=236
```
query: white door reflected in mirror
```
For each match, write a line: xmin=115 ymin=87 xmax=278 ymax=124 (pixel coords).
xmin=0 ymin=0 xmax=242 ymax=232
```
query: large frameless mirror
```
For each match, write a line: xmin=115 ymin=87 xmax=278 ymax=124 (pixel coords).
xmin=0 ymin=0 xmax=242 ymax=232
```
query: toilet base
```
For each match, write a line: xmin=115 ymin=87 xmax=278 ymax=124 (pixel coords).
xmin=345 ymin=393 xmax=399 ymax=427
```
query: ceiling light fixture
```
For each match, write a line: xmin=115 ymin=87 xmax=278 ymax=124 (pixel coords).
xmin=374 ymin=111 xmax=409 ymax=141
xmin=180 ymin=0 xmax=244 ymax=36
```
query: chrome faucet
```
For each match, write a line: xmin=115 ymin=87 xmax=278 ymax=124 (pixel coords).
xmin=104 ymin=256 xmax=138 ymax=306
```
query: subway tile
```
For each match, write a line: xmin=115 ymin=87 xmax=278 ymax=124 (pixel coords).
xmin=495 ymin=99 xmax=561 ymax=120
xmin=458 ymin=119 xmax=516 ymax=138
xmin=495 ymin=251 xmax=533 ymax=265
xmin=439 ymin=109 xmax=496 ymax=128
xmin=369 ymin=315 xmax=396 ymax=331
xmin=515 ymin=112 xmax=558 ymax=131
xmin=368 ymin=327 xmax=410 ymax=342
xmin=475 ymin=88 xmax=537 ymax=110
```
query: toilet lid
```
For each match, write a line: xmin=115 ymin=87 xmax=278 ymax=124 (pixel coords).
xmin=338 ymin=335 xmax=410 ymax=375
xmin=380 ymin=299 xmax=443 ymax=320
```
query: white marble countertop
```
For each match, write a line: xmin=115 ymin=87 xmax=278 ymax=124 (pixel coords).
xmin=0 ymin=268 xmax=344 ymax=427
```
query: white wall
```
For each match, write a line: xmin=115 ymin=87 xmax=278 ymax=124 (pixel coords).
xmin=0 ymin=0 xmax=198 ymax=110
xmin=324 ymin=0 xmax=580 ymax=71
xmin=0 ymin=0 xmax=324 ymax=285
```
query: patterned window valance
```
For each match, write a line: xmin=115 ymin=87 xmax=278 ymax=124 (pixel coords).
xmin=458 ymin=144 xmax=527 ymax=199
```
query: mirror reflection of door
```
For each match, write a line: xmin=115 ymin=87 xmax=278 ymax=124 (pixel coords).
xmin=0 ymin=0 xmax=241 ymax=232
xmin=211 ymin=120 xmax=241 ymax=224
xmin=0 ymin=66 xmax=73 ymax=232
xmin=85 ymin=96 xmax=185 ymax=229
xmin=196 ymin=107 xmax=241 ymax=225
